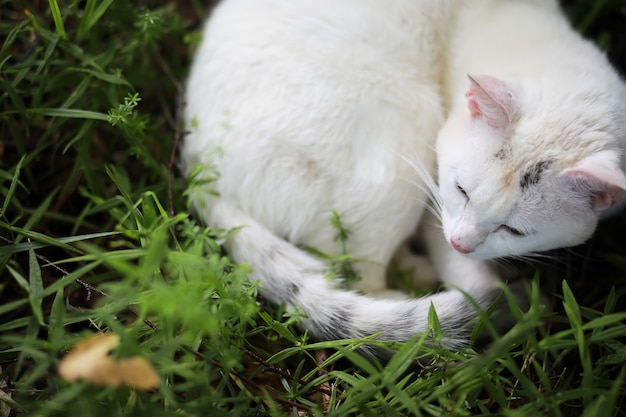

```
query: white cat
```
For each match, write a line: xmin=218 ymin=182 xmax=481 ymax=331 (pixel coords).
xmin=182 ymin=0 xmax=626 ymax=354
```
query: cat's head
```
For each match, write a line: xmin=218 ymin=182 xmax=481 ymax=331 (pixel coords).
xmin=437 ymin=74 xmax=626 ymax=259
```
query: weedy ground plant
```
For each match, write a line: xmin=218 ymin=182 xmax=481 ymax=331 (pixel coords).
xmin=1 ymin=1 xmax=626 ymax=416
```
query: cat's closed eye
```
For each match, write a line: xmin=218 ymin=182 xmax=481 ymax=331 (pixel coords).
xmin=456 ymin=182 xmax=469 ymax=201
xmin=499 ymin=224 xmax=526 ymax=237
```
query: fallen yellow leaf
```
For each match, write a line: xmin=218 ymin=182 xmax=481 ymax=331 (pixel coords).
xmin=116 ymin=356 xmax=161 ymax=391
xmin=58 ymin=333 xmax=120 ymax=382
xmin=58 ymin=333 xmax=159 ymax=391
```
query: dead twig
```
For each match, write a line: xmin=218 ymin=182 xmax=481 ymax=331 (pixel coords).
xmin=184 ymin=345 xmax=312 ymax=412
xmin=314 ymin=349 xmax=332 ymax=413
xmin=0 ymin=236 xmax=162 ymax=332
xmin=244 ymin=347 xmax=334 ymax=397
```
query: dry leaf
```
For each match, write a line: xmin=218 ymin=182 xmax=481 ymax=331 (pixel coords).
xmin=58 ymin=333 xmax=120 ymax=382
xmin=116 ymin=357 xmax=161 ymax=391
xmin=58 ymin=333 xmax=159 ymax=391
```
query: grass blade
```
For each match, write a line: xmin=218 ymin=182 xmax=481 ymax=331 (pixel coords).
xmin=28 ymin=246 xmax=45 ymax=325
xmin=562 ymin=280 xmax=593 ymax=407
xmin=1 ymin=155 xmax=26 ymax=218
xmin=28 ymin=108 xmax=109 ymax=121
xmin=48 ymin=0 xmax=67 ymax=39
xmin=582 ymin=366 xmax=625 ymax=417
xmin=48 ymin=289 xmax=66 ymax=350
xmin=0 ymin=231 xmax=119 ymax=257
xmin=77 ymin=0 xmax=115 ymax=40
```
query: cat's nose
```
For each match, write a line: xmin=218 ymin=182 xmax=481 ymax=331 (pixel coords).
xmin=450 ymin=237 xmax=473 ymax=254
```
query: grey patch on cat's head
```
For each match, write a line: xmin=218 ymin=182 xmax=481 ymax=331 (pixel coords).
xmin=494 ymin=148 xmax=509 ymax=160
xmin=520 ymin=160 xmax=552 ymax=190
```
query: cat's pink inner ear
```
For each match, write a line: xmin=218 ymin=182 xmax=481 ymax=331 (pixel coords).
xmin=560 ymin=153 xmax=626 ymax=210
xmin=466 ymin=75 xmax=514 ymax=131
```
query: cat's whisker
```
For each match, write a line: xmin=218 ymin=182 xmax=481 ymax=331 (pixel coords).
xmin=424 ymin=203 xmax=443 ymax=224
xmin=404 ymin=177 xmax=444 ymax=218
xmin=505 ymin=252 xmax=562 ymax=267
xmin=409 ymin=194 xmax=443 ymax=224
xmin=395 ymin=152 xmax=440 ymax=197
xmin=489 ymin=257 xmax=526 ymax=275
xmin=562 ymin=247 xmax=591 ymax=260
xmin=524 ymin=251 xmax=563 ymax=263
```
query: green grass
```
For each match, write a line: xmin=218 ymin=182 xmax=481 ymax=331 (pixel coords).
xmin=1 ymin=1 xmax=626 ymax=416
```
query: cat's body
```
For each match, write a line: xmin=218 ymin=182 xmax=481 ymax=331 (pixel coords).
xmin=183 ymin=0 xmax=626 ymax=354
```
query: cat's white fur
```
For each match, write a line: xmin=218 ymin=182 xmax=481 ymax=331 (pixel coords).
xmin=183 ymin=0 xmax=626 ymax=354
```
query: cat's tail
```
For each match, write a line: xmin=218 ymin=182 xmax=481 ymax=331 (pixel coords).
xmin=207 ymin=199 xmax=500 ymax=357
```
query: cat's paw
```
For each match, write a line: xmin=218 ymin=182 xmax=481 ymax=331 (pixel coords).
xmin=392 ymin=243 xmax=439 ymax=288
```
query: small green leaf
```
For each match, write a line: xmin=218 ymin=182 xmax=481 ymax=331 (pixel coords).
xmin=48 ymin=289 xmax=66 ymax=350
xmin=562 ymin=280 xmax=585 ymax=349
xmin=0 ymin=290 xmax=29 ymax=316
xmin=7 ymin=265 xmax=30 ymax=293
xmin=258 ymin=311 xmax=299 ymax=343
xmin=428 ymin=302 xmax=442 ymax=336
xmin=28 ymin=246 xmax=45 ymax=325
xmin=603 ymin=286 xmax=616 ymax=315
xmin=330 ymin=210 xmax=350 ymax=244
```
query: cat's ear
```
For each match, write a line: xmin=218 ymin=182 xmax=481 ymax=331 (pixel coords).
xmin=466 ymin=75 xmax=515 ymax=132
xmin=559 ymin=151 xmax=626 ymax=210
